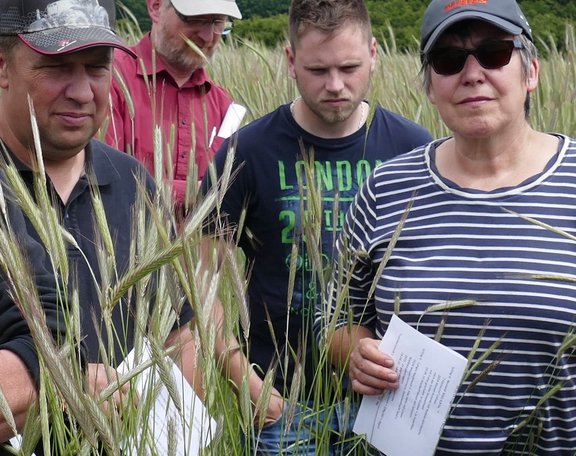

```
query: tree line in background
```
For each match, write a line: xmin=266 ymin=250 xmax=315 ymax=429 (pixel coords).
xmin=119 ymin=0 xmax=576 ymax=53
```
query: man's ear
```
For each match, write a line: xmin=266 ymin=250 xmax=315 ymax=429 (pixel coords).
xmin=285 ymin=44 xmax=296 ymax=79
xmin=0 ymin=51 xmax=9 ymax=90
xmin=369 ymin=37 xmax=377 ymax=73
xmin=147 ymin=0 xmax=162 ymax=24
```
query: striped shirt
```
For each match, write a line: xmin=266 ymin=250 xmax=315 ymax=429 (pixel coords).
xmin=322 ymin=135 xmax=576 ymax=454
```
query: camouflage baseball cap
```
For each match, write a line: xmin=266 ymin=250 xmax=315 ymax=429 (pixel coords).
xmin=0 ymin=0 xmax=135 ymax=56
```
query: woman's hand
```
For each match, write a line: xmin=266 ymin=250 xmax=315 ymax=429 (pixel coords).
xmin=348 ymin=337 xmax=399 ymax=395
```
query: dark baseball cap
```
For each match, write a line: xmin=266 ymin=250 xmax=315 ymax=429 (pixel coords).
xmin=0 ymin=0 xmax=135 ymax=56
xmin=421 ymin=0 xmax=533 ymax=53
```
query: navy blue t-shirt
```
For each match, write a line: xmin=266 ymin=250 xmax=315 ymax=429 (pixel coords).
xmin=204 ymin=103 xmax=432 ymax=394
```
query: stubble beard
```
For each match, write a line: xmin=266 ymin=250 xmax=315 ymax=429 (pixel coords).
xmin=307 ymin=99 xmax=358 ymax=126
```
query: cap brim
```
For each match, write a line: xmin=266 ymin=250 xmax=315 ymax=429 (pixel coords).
xmin=172 ymin=1 xmax=242 ymax=19
xmin=422 ymin=12 xmax=522 ymax=53
xmin=18 ymin=26 xmax=136 ymax=57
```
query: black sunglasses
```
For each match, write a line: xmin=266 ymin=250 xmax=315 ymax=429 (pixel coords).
xmin=425 ymin=38 xmax=524 ymax=76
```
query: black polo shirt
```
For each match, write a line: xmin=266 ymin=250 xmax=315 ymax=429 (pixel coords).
xmin=7 ymin=139 xmax=193 ymax=365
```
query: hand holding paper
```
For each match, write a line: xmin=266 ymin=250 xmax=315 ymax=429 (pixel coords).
xmin=348 ymin=337 xmax=399 ymax=396
xmin=353 ymin=315 xmax=467 ymax=456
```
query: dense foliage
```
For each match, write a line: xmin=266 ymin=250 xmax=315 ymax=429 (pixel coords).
xmin=119 ymin=0 xmax=576 ymax=53
xmin=237 ymin=0 xmax=290 ymax=18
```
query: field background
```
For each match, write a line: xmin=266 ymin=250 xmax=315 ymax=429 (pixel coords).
xmin=119 ymin=0 xmax=576 ymax=53
xmin=206 ymin=30 xmax=576 ymax=139
xmin=116 ymin=0 xmax=576 ymax=137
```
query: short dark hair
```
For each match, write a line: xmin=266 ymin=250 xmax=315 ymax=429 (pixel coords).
xmin=288 ymin=0 xmax=372 ymax=48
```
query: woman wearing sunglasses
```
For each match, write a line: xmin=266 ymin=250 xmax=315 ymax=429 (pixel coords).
xmin=318 ymin=0 xmax=576 ymax=454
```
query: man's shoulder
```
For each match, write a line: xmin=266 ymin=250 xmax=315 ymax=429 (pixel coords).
xmin=203 ymin=76 xmax=233 ymax=102
xmin=90 ymin=139 xmax=151 ymax=174
xmin=88 ymin=140 xmax=156 ymax=197
xmin=91 ymin=139 xmax=133 ymax=159
xmin=371 ymin=105 xmax=432 ymax=140
xmin=209 ymin=107 xmax=288 ymax=181
xmin=236 ymin=105 xmax=286 ymax=138
xmin=215 ymin=106 xmax=286 ymax=157
xmin=373 ymin=106 xmax=427 ymax=129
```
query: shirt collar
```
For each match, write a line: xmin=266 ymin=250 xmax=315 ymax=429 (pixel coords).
xmin=84 ymin=141 xmax=122 ymax=187
xmin=1 ymin=140 xmax=118 ymax=189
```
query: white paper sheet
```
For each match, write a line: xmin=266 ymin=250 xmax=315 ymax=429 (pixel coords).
xmin=118 ymin=339 xmax=217 ymax=455
xmin=8 ymin=435 xmax=30 ymax=454
xmin=216 ymin=103 xmax=247 ymax=139
xmin=353 ymin=315 xmax=467 ymax=456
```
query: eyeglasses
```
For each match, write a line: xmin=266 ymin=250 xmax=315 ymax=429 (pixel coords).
xmin=170 ymin=3 xmax=233 ymax=35
xmin=425 ymin=38 xmax=524 ymax=76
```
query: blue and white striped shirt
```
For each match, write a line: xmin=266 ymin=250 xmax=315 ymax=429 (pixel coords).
xmin=323 ymin=135 xmax=576 ymax=454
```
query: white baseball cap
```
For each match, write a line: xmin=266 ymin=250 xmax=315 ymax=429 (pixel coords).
xmin=171 ymin=0 xmax=242 ymax=20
